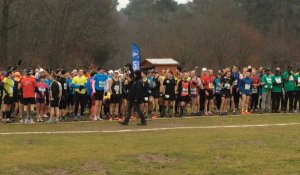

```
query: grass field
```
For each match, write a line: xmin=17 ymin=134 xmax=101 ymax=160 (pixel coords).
xmin=1 ymin=114 xmax=300 ymax=175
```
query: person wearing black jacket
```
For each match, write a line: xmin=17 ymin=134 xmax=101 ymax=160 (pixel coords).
xmin=119 ymin=70 xmax=147 ymax=126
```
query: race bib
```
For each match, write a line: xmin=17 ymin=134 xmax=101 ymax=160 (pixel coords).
xmin=165 ymin=94 xmax=170 ymax=99
xmin=182 ymin=88 xmax=188 ymax=94
xmin=245 ymin=84 xmax=251 ymax=90
xmin=114 ymin=85 xmax=120 ymax=95
xmin=99 ymin=81 xmax=105 ymax=88
xmin=252 ymin=88 xmax=258 ymax=94
xmin=289 ymin=76 xmax=294 ymax=81
xmin=10 ymin=87 xmax=13 ymax=93
xmin=233 ymin=80 xmax=238 ymax=86
xmin=267 ymin=78 xmax=272 ymax=84
xmin=64 ymin=83 xmax=67 ymax=90
xmin=39 ymin=87 xmax=45 ymax=92
xmin=191 ymin=88 xmax=197 ymax=94
xmin=224 ymin=83 xmax=230 ymax=89
xmin=298 ymin=77 xmax=300 ymax=83
xmin=275 ymin=77 xmax=281 ymax=84
xmin=209 ymin=83 xmax=214 ymax=89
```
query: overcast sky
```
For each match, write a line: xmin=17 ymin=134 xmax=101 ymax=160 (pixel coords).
xmin=117 ymin=0 xmax=192 ymax=10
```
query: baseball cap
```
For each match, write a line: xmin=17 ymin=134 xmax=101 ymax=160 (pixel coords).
xmin=202 ymin=68 xmax=207 ymax=72
xmin=71 ymin=69 xmax=78 ymax=75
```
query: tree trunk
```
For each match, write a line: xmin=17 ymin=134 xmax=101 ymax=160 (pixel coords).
xmin=0 ymin=0 xmax=10 ymax=65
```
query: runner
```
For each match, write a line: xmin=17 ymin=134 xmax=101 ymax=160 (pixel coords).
xmin=202 ymin=69 xmax=215 ymax=116
xmin=282 ymin=65 xmax=295 ymax=113
xmin=58 ymin=70 xmax=69 ymax=121
xmin=35 ymin=75 xmax=48 ymax=122
xmin=121 ymin=71 xmax=131 ymax=120
xmin=93 ymin=67 xmax=108 ymax=120
xmin=150 ymin=71 xmax=160 ymax=118
xmin=240 ymin=70 xmax=252 ymax=115
xmin=159 ymin=69 xmax=167 ymax=117
xmin=13 ymin=72 xmax=22 ymax=120
xmin=1 ymin=71 xmax=14 ymax=123
xmin=220 ymin=71 xmax=232 ymax=115
xmin=177 ymin=71 xmax=190 ymax=117
xmin=231 ymin=66 xmax=240 ymax=113
xmin=163 ymin=71 xmax=176 ymax=118
xmin=272 ymin=69 xmax=283 ymax=113
xmin=66 ymin=71 xmax=75 ymax=116
xmin=72 ymin=69 xmax=88 ymax=120
xmin=190 ymin=70 xmax=202 ymax=116
xmin=174 ymin=71 xmax=182 ymax=117
xmin=108 ymin=70 xmax=122 ymax=121
xmin=19 ymin=69 xmax=37 ymax=124
xmin=141 ymin=71 xmax=150 ymax=118
xmin=44 ymin=70 xmax=52 ymax=118
xmin=261 ymin=68 xmax=272 ymax=114
xmin=250 ymin=68 xmax=261 ymax=113
xmin=214 ymin=70 xmax=222 ymax=114
xmin=47 ymin=74 xmax=62 ymax=123
xmin=147 ymin=71 xmax=155 ymax=118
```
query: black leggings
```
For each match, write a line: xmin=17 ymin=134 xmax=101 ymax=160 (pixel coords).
xmin=232 ymin=86 xmax=240 ymax=109
xmin=74 ymin=92 xmax=87 ymax=116
xmin=199 ymin=89 xmax=206 ymax=112
xmin=272 ymin=92 xmax=282 ymax=111
xmin=250 ymin=93 xmax=259 ymax=110
xmin=284 ymin=91 xmax=294 ymax=111
xmin=294 ymin=91 xmax=300 ymax=110
xmin=215 ymin=93 xmax=221 ymax=110
xmin=124 ymin=101 xmax=146 ymax=124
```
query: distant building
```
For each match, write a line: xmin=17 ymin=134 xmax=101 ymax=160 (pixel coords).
xmin=141 ymin=58 xmax=180 ymax=74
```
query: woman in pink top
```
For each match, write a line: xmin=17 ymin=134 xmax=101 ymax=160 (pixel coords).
xmin=35 ymin=76 xmax=48 ymax=122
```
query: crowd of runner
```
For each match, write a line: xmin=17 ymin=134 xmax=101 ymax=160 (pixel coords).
xmin=0 ymin=64 xmax=299 ymax=124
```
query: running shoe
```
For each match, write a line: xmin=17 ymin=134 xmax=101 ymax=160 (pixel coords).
xmin=29 ymin=118 xmax=35 ymax=124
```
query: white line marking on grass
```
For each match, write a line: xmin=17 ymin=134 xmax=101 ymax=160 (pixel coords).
xmin=10 ymin=113 xmax=298 ymax=125
xmin=1 ymin=123 xmax=300 ymax=135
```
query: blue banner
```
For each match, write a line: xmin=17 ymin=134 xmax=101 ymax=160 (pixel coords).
xmin=131 ymin=43 xmax=141 ymax=71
